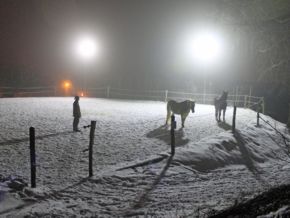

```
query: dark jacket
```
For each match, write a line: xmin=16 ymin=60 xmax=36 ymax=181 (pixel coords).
xmin=73 ymin=101 xmax=81 ymax=118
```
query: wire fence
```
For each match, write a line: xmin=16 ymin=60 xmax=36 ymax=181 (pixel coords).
xmin=258 ymin=114 xmax=290 ymax=150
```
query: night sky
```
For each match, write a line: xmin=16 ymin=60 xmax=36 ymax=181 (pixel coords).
xmin=0 ymin=0 xmax=290 ymax=92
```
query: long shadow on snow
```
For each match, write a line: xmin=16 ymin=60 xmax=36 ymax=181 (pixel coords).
xmin=0 ymin=177 xmax=91 ymax=216
xmin=146 ymin=125 xmax=189 ymax=147
xmin=234 ymin=130 xmax=269 ymax=186
xmin=217 ymin=121 xmax=232 ymax=131
xmin=127 ymin=155 xmax=174 ymax=213
xmin=260 ymin=126 xmax=290 ymax=158
xmin=217 ymin=121 xmax=267 ymax=183
xmin=0 ymin=131 xmax=74 ymax=146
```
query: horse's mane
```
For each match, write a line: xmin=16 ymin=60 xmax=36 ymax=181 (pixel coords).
xmin=219 ymin=92 xmax=228 ymax=101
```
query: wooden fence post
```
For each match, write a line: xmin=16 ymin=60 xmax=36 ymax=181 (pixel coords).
xmin=232 ymin=106 xmax=237 ymax=134
xmin=248 ymin=86 xmax=252 ymax=108
xmin=235 ymin=86 xmax=239 ymax=106
xmin=249 ymin=86 xmax=252 ymax=105
xmin=106 ymin=86 xmax=110 ymax=98
xmin=244 ymin=95 xmax=247 ymax=108
xmin=29 ymin=127 xmax=36 ymax=188
xmin=287 ymin=103 xmax=290 ymax=128
xmin=165 ymin=90 xmax=168 ymax=102
xmin=171 ymin=115 xmax=176 ymax=156
xmin=261 ymin=97 xmax=265 ymax=114
xmin=257 ymin=111 xmax=260 ymax=127
xmin=89 ymin=121 xmax=96 ymax=177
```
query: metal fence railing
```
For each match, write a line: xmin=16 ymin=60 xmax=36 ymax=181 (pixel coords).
xmin=0 ymin=86 xmax=265 ymax=113
xmin=87 ymin=87 xmax=264 ymax=113
xmin=0 ymin=86 xmax=56 ymax=97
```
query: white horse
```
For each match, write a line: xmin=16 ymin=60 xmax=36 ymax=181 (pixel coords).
xmin=166 ymin=100 xmax=195 ymax=128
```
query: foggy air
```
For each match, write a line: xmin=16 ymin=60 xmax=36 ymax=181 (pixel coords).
xmin=0 ymin=1 xmax=290 ymax=217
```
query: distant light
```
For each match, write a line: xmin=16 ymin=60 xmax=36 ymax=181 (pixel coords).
xmin=75 ymin=35 xmax=100 ymax=61
xmin=76 ymin=90 xmax=86 ymax=97
xmin=64 ymin=82 xmax=70 ymax=88
xmin=184 ymin=29 xmax=225 ymax=66
xmin=62 ymin=80 xmax=72 ymax=89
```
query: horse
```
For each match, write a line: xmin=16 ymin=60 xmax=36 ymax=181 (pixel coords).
xmin=166 ymin=100 xmax=195 ymax=128
xmin=214 ymin=91 xmax=228 ymax=122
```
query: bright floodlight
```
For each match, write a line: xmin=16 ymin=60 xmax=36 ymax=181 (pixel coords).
xmin=184 ymin=29 xmax=225 ymax=66
xmin=75 ymin=36 xmax=99 ymax=61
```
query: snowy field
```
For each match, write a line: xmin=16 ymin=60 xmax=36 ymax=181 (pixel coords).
xmin=1 ymin=97 xmax=290 ymax=217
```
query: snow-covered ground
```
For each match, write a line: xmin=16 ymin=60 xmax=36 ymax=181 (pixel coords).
xmin=0 ymin=97 xmax=290 ymax=217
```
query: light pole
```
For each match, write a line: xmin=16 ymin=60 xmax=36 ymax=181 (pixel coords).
xmin=74 ymin=35 xmax=100 ymax=96
xmin=183 ymin=28 xmax=226 ymax=104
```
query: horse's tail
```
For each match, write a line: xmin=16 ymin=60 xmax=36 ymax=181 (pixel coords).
xmin=167 ymin=100 xmax=172 ymax=111
xmin=166 ymin=100 xmax=173 ymax=125
xmin=214 ymin=97 xmax=218 ymax=106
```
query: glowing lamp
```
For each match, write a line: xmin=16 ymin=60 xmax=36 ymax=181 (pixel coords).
xmin=64 ymin=82 xmax=70 ymax=88
xmin=184 ymin=29 xmax=225 ymax=66
xmin=75 ymin=35 xmax=100 ymax=61
xmin=62 ymin=80 xmax=72 ymax=89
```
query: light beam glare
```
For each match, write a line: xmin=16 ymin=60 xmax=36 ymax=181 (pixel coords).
xmin=74 ymin=35 xmax=100 ymax=61
xmin=183 ymin=29 xmax=226 ymax=66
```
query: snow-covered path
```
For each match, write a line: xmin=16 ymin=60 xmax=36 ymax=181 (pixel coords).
xmin=0 ymin=97 xmax=289 ymax=217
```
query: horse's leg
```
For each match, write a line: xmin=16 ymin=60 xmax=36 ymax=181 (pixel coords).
xmin=218 ymin=109 xmax=221 ymax=122
xmin=181 ymin=113 xmax=188 ymax=128
xmin=215 ymin=107 xmax=218 ymax=121
xmin=223 ymin=108 xmax=226 ymax=122
xmin=181 ymin=116 xmax=185 ymax=128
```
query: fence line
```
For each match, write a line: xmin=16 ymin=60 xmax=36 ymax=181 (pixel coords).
xmin=0 ymin=86 xmax=264 ymax=112
xmin=110 ymin=91 xmax=161 ymax=99
xmin=107 ymin=87 xmax=264 ymax=112
xmin=0 ymin=91 xmax=54 ymax=95
xmin=0 ymin=86 xmax=56 ymax=97
xmin=15 ymin=86 xmax=55 ymax=90
xmin=15 ymin=90 xmax=55 ymax=94
xmin=86 ymin=87 xmax=107 ymax=91
xmin=110 ymin=87 xmax=165 ymax=93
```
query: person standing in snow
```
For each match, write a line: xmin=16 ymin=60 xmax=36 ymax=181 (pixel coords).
xmin=73 ymin=96 xmax=81 ymax=132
